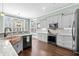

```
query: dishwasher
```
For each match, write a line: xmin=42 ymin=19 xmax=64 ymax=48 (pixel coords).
xmin=22 ymin=35 xmax=32 ymax=50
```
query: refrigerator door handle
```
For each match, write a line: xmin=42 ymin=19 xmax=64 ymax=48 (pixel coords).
xmin=72 ymin=20 xmax=75 ymax=41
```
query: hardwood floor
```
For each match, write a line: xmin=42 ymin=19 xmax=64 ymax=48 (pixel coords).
xmin=19 ymin=38 xmax=74 ymax=56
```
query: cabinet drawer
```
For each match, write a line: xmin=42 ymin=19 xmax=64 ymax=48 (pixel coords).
xmin=63 ymin=36 xmax=72 ymax=42
xmin=57 ymin=36 xmax=62 ymax=42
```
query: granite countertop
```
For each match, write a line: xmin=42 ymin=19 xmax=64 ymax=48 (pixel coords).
xmin=57 ymin=33 xmax=72 ymax=36
xmin=0 ymin=39 xmax=18 ymax=56
xmin=14 ymin=33 xmax=32 ymax=36
xmin=48 ymin=28 xmax=72 ymax=36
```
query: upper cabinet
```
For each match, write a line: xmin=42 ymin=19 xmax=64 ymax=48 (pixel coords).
xmin=47 ymin=16 xmax=58 ymax=25
xmin=0 ymin=16 xmax=4 ymax=33
xmin=40 ymin=19 xmax=47 ymax=28
xmin=37 ymin=18 xmax=48 ymax=29
xmin=24 ymin=19 xmax=30 ymax=32
xmin=13 ymin=19 xmax=25 ymax=32
xmin=0 ymin=15 xmax=30 ymax=33
xmin=47 ymin=15 xmax=61 ymax=28
xmin=61 ymin=14 xmax=74 ymax=28
xmin=57 ymin=15 xmax=62 ymax=28
xmin=46 ymin=13 xmax=74 ymax=29
xmin=4 ymin=16 xmax=13 ymax=28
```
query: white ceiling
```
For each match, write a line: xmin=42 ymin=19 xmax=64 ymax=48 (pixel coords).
xmin=0 ymin=3 xmax=75 ymax=18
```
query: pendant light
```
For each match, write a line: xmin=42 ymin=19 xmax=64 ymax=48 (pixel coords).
xmin=0 ymin=3 xmax=5 ymax=16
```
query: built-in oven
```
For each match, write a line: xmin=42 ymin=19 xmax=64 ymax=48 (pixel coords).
xmin=48 ymin=35 xmax=56 ymax=45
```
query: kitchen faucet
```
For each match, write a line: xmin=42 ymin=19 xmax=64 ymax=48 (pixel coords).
xmin=4 ymin=27 xmax=12 ymax=37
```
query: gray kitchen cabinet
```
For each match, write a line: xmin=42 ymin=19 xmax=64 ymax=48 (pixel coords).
xmin=31 ymin=20 xmax=37 ymax=33
xmin=41 ymin=33 xmax=47 ymax=42
xmin=40 ymin=19 xmax=48 ymax=29
xmin=0 ymin=15 xmax=30 ymax=33
xmin=63 ymin=36 xmax=72 ymax=50
xmin=47 ymin=17 xmax=52 ymax=24
xmin=57 ymin=35 xmax=64 ymax=47
xmin=47 ymin=16 xmax=58 ymax=24
xmin=4 ymin=16 xmax=13 ymax=28
xmin=37 ymin=33 xmax=47 ymax=42
xmin=57 ymin=15 xmax=62 ymax=28
xmin=17 ymin=39 xmax=23 ymax=53
xmin=13 ymin=43 xmax=19 ymax=53
xmin=47 ymin=13 xmax=74 ymax=29
xmin=52 ymin=16 xmax=58 ymax=23
xmin=37 ymin=33 xmax=42 ymax=41
xmin=57 ymin=35 xmax=73 ymax=50
xmin=24 ymin=19 xmax=29 ymax=31
xmin=0 ymin=16 xmax=4 ymax=33
xmin=13 ymin=19 xmax=24 ymax=32
xmin=61 ymin=14 xmax=74 ymax=28
xmin=47 ymin=15 xmax=61 ymax=28
xmin=13 ymin=39 xmax=23 ymax=54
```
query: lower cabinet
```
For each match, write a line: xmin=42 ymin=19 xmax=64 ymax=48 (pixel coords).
xmin=13 ymin=40 xmax=23 ymax=54
xmin=37 ymin=33 xmax=47 ymax=42
xmin=12 ymin=35 xmax=32 ymax=54
xmin=57 ymin=35 xmax=73 ymax=50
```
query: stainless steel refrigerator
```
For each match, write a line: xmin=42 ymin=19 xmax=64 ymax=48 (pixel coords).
xmin=72 ymin=9 xmax=79 ymax=54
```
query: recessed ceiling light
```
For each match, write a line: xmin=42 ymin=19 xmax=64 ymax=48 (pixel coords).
xmin=42 ymin=7 xmax=46 ymax=10
xmin=33 ymin=19 xmax=37 ymax=21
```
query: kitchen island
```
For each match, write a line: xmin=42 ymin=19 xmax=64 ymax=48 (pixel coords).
xmin=0 ymin=33 xmax=32 ymax=56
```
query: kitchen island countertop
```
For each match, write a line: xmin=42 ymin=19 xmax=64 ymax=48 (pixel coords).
xmin=0 ymin=39 xmax=18 ymax=56
xmin=13 ymin=33 xmax=32 ymax=36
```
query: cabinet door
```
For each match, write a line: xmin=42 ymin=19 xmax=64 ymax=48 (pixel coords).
xmin=38 ymin=33 xmax=47 ymax=42
xmin=57 ymin=15 xmax=62 ymax=28
xmin=38 ymin=33 xmax=42 ymax=41
xmin=4 ymin=16 xmax=13 ymax=28
xmin=61 ymin=14 xmax=74 ymax=28
xmin=17 ymin=40 xmax=23 ymax=53
xmin=53 ymin=16 xmax=58 ymax=23
xmin=0 ymin=16 xmax=3 ymax=33
xmin=40 ymin=19 xmax=47 ymax=28
xmin=65 ymin=41 xmax=72 ymax=50
xmin=47 ymin=17 xmax=52 ymax=24
xmin=24 ymin=20 xmax=29 ymax=31
xmin=41 ymin=33 xmax=47 ymax=42
xmin=4 ymin=16 xmax=14 ymax=32
xmin=63 ymin=36 xmax=72 ymax=50
xmin=57 ymin=35 xmax=63 ymax=47
xmin=57 ymin=35 xmax=73 ymax=50
xmin=13 ymin=43 xmax=19 ymax=53
xmin=13 ymin=41 xmax=23 ymax=53
xmin=47 ymin=15 xmax=61 ymax=28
